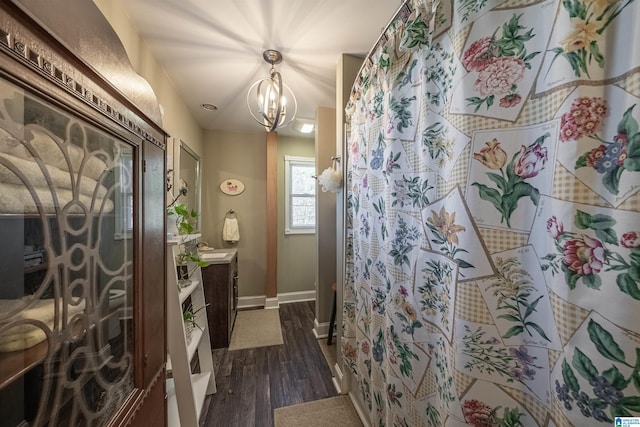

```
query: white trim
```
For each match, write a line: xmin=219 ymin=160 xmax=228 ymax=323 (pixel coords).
xmin=312 ymin=318 xmax=335 ymax=339
xmin=264 ymin=297 xmax=279 ymax=309
xmin=278 ymin=290 xmax=315 ymax=304
xmin=349 ymin=392 xmax=371 ymax=427
xmin=333 ymin=363 xmax=347 ymax=395
xmin=236 ymin=295 xmax=265 ymax=309
xmin=237 ymin=290 xmax=316 ymax=310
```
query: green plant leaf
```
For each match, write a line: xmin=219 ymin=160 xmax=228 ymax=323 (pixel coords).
xmin=526 ymin=322 xmax=552 ymax=342
xmin=617 ymin=104 xmax=638 ymax=137
xmin=573 ymin=348 xmax=599 ymax=381
xmin=472 ymin=183 xmax=503 ymax=213
xmin=630 ymin=248 xmax=640 ymax=266
xmin=486 ymin=172 xmax=508 ymax=192
xmin=623 ymin=157 xmax=640 ymax=171
xmin=588 ymin=213 xmax=617 ymax=230
xmin=617 ymin=273 xmax=640 ymax=300
xmin=621 ymin=396 xmax=640 ymax=412
xmin=629 ymin=266 xmax=640 ymax=282
xmin=562 ymin=263 xmax=580 ymax=289
xmin=602 ymin=365 xmax=629 ymax=390
xmin=523 ymin=295 xmax=544 ymax=319
xmin=595 ymin=228 xmax=618 ymax=245
xmin=613 ymin=406 xmax=633 ymax=418
xmin=633 ymin=348 xmax=640 ymax=390
xmin=588 ymin=319 xmax=627 ymax=363
xmin=497 ymin=314 xmax=521 ymax=322
xmin=603 ymin=166 xmax=623 ymax=195
xmin=575 ymin=152 xmax=590 ymax=168
xmin=582 ymin=273 xmax=602 ymax=289
xmin=574 ymin=210 xmax=592 ymax=229
xmin=562 ymin=359 xmax=580 ymax=392
xmin=503 ymin=324 xmax=525 ymax=338
xmin=456 ymin=258 xmax=475 ymax=269
xmin=627 ymin=133 xmax=640 ymax=158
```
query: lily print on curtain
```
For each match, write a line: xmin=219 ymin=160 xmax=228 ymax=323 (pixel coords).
xmin=343 ymin=0 xmax=640 ymax=426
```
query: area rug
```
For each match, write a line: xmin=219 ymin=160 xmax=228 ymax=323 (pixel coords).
xmin=274 ymin=396 xmax=362 ymax=427
xmin=228 ymin=308 xmax=283 ymax=350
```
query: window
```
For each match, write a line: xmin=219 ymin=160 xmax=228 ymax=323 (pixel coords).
xmin=285 ymin=155 xmax=316 ymax=234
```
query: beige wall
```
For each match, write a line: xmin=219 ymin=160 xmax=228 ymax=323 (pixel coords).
xmin=202 ymin=130 xmax=316 ymax=299
xmin=315 ymin=106 xmax=337 ymax=324
xmin=277 ymin=136 xmax=316 ymax=294
xmin=93 ymin=0 xmax=204 ymax=171
xmin=202 ymin=130 xmax=267 ymax=298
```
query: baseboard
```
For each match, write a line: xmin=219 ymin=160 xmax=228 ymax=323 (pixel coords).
xmin=312 ymin=318 xmax=335 ymax=339
xmin=278 ymin=290 xmax=315 ymax=304
xmin=237 ymin=290 xmax=316 ymax=310
xmin=333 ymin=362 xmax=346 ymax=395
xmin=264 ymin=297 xmax=279 ymax=309
xmin=349 ymin=391 xmax=371 ymax=427
xmin=237 ymin=295 xmax=265 ymax=309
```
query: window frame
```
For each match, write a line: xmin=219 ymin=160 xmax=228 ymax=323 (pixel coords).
xmin=284 ymin=155 xmax=316 ymax=235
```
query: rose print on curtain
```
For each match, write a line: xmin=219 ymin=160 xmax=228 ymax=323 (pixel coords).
xmin=530 ymin=196 xmax=640 ymax=332
xmin=450 ymin=2 xmax=556 ymax=120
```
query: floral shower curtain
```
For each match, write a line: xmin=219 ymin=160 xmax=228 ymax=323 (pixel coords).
xmin=342 ymin=0 xmax=640 ymax=425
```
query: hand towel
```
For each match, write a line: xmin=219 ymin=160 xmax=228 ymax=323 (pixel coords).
xmin=223 ymin=217 xmax=240 ymax=242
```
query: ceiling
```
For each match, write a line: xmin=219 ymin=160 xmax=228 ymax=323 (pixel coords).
xmin=120 ymin=0 xmax=401 ymax=137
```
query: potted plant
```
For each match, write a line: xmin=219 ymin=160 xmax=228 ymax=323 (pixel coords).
xmin=167 ymin=202 xmax=198 ymax=236
xmin=183 ymin=304 xmax=209 ymax=344
xmin=167 ymin=203 xmax=209 ymax=287
xmin=175 ymin=249 xmax=209 ymax=288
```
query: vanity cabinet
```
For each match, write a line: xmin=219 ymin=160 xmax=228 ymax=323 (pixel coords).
xmin=201 ymin=250 xmax=238 ymax=349
xmin=0 ymin=2 xmax=167 ymax=426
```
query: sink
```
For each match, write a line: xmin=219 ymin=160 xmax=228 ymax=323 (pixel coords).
xmin=201 ymin=252 xmax=227 ymax=260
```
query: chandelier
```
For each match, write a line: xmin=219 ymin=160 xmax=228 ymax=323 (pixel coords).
xmin=247 ymin=49 xmax=297 ymax=132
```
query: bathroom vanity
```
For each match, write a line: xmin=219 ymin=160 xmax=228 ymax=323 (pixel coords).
xmin=201 ymin=249 xmax=238 ymax=348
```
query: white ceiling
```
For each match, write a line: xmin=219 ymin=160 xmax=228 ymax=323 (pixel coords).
xmin=120 ymin=0 xmax=401 ymax=137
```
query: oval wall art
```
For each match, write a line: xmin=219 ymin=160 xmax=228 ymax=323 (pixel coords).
xmin=219 ymin=179 xmax=245 ymax=196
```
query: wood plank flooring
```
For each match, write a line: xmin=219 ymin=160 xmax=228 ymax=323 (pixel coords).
xmin=199 ymin=301 xmax=338 ymax=427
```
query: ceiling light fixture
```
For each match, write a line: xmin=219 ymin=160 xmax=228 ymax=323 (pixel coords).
xmin=293 ymin=118 xmax=315 ymax=134
xmin=247 ymin=49 xmax=297 ymax=132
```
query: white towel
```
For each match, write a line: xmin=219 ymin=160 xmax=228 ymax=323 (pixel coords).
xmin=223 ymin=217 xmax=240 ymax=242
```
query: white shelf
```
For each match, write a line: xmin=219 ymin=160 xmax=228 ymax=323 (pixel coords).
xmin=178 ymin=279 xmax=201 ymax=304
xmin=166 ymin=236 xmax=215 ymax=426
xmin=166 ymin=326 xmax=203 ymax=373
xmin=166 ymin=372 xmax=211 ymax=427
xmin=167 ymin=233 xmax=201 ymax=246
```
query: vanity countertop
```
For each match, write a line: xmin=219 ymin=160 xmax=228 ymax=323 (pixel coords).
xmin=199 ymin=248 xmax=237 ymax=265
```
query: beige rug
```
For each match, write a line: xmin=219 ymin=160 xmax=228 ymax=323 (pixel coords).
xmin=274 ymin=396 xmax=362 ymax=427
xmin=228 ymin=309 xmax=283 ymax=350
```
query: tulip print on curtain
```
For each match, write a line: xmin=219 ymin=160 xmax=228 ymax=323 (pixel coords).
xmin=342 ymin=0 xmax=640 ymax=426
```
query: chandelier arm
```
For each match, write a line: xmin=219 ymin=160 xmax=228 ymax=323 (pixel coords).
xmin=270 ymin=71 xmax=284 ymax=131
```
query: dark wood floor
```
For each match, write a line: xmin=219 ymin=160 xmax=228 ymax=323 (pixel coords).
xmin=199 ymin=301 xmax=337 ymax=427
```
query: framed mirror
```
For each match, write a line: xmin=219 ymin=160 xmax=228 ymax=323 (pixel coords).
xmin=179 ymin=140 xmax=201 ymax=230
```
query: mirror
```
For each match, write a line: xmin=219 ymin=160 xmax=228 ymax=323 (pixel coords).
xmin=179 ymin=140 xmax=201 ymax=230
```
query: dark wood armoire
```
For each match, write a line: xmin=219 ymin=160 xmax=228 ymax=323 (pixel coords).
xmin=0 ymin=1 xmax=167 ymax=426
